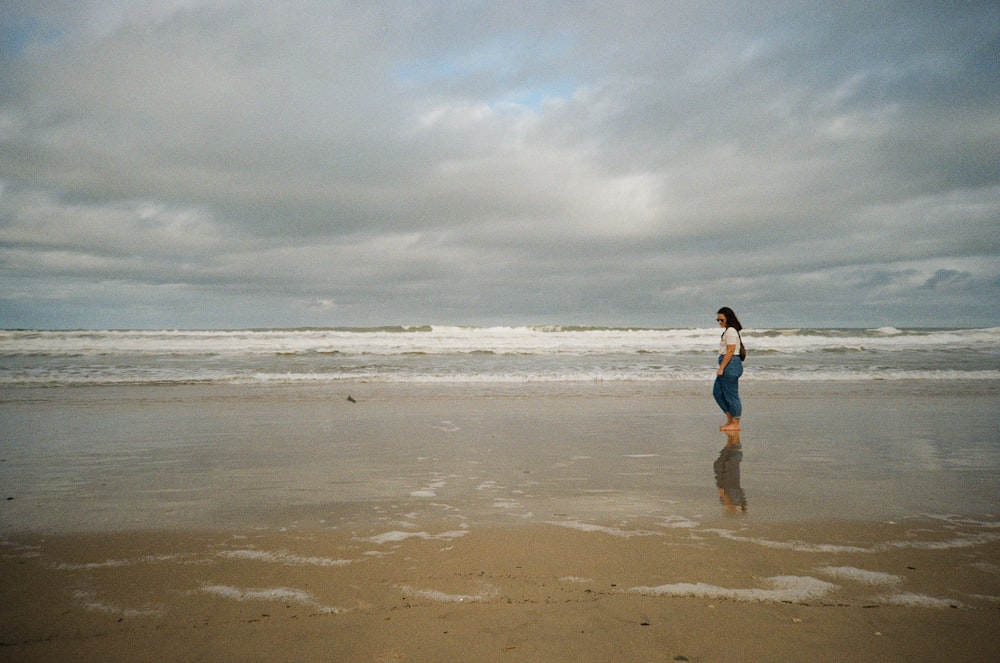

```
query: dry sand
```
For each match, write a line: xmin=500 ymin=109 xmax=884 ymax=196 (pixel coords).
xmin=3 ymin=517 xmax=998 ymax=662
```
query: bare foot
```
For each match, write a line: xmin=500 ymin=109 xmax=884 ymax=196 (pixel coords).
xmin=720 ymin=422 xmax=741 ymax=431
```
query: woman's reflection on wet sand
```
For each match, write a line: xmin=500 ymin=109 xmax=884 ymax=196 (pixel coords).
xmin=714 ymin=431 xmax=747 ymax=514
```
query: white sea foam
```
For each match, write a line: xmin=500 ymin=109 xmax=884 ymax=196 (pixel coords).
xmin=397 ymin=583 xmax=499 ymax=603
xmin=200 ymin=584 xmax=342 ymax=613
xmin=707 ymin=528 xmax=1000 ymax=554
xmin=560 ymin=576 xmax=594 ymax=584
xmin=364 ymin=530 xmax=469 ymax=545
xmin=410 ymin=479 xmax=448 ymax=498
xmin=55 ymin=558 xmax=133 ymax=570
xmin=545 ymin=521 xmax=662 ymax=538
xmin=875 ymin=592 xmax=963 ymax=609
xmin=73 ymin=590 xmax=165 ymax=617
xmin=4 ymin=326 xmax=996 ymax=357
xmin=969 ymin=561 xmax=1000 ymax=574
xmin=0 ymin=539 xmax=41 ymax=558
xmin=816 ymin=566 xmax=903 ymax=586
xmin=704 ymin=529 xmax=872 ymax=553
xmin=216 ymin=549 xmax=354 ymax=567
xmin=877 ymin=532 xmax=1000 ymax=551
xmin=3 ymin=326 xmax=996 ymax=386
xmin=966 ymin=593 xmax=1000 ymax=603
xmin=659 ymin=516 xmax=700 ymax=529
xmin=53 ymin=553 xmax=185 ymax=570
xmin=628 ymin=576 xmax=839 ymax=603
xmin=923 ymin=515 xmax=1000 ymax=529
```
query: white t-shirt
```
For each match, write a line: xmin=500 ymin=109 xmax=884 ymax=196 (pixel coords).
xmin=720 ymin=327 xmax=741 ymax=355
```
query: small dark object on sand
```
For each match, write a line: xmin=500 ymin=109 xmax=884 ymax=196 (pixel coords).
xmin=347 ymin=395 xmax=356 ymax=403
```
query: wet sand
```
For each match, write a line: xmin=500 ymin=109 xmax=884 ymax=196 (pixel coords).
xmin=1 ymin=381 xmax=999 ymax=660
xmin=2 ymin=520 xmax=999 ymax=662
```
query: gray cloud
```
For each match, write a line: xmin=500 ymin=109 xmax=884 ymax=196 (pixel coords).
xmin=1 ymin=1 xmax=998 ymax=329
xmin=920 ymin=268 xmax=971 ymax=291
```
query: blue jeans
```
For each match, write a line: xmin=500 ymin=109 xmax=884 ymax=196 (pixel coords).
xmin=713 ymin=355 xmax=743 ymax=418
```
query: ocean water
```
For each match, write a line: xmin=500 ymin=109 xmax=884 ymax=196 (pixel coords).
xmin=2 ymin=326 xmax=998 ymax=387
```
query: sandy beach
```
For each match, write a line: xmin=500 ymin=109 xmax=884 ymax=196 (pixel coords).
xmin=3 ymin=519 xmax=999 ymax=662
xmin=2 ymin=381 xmax=999 ymax=661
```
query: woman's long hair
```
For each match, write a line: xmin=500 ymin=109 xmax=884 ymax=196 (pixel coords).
xmin=717 ymin=307 xmax=743 ymax=331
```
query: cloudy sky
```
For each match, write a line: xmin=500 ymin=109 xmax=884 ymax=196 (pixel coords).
xmin=1 ymin=1 xmax=998 ymax=330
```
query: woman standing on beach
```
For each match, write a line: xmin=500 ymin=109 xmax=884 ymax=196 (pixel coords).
xmin=714 ymin=307 xmax=744 ymax=431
